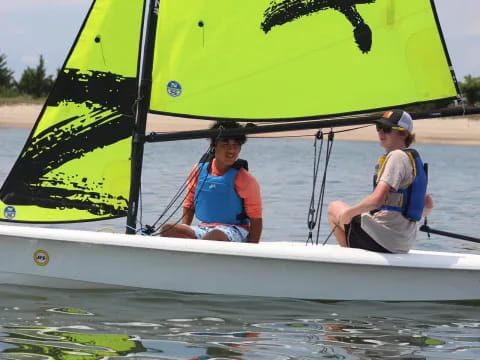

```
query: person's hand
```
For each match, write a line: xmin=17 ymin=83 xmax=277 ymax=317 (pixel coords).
xmin=423 ymin=193 xmax=434 ymax=217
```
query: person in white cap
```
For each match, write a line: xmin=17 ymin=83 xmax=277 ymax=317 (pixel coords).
xmin=327 ymin=109 xmax=434 ymax=253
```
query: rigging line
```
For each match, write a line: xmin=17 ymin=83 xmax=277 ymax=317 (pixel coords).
xmin=306 ymin=131 xmax=324 ymax=245
xmin=322 ymin=223 xmax=337 ymax=246
xmin=251 ymin=134 xmax=315 ymax=139
xmin=332 ymin=124 xmax=373 ymax=133
xmin=125 ymin=224 xmax=149 ymax=236
xmin=314 ymin=131 xmax=335 ymax=245
xmin=151 ymin=144 xmax=214 ymax=235
xmin=155 ymin=126 xmax=230 ymax=234
xmin=150 ymin=169 xmax=195 ymax=228
xmin=153 ymin=157 xmax=213 ymax=236
xmin=150 ymin=124 xmax=250 ymax=235
xmin=150 ymin=173 xmax=194 ymax=232
xmin=151 ymin=151 xmax=209 ymax=228
xmin=156 ymin=124 xmax=249 ymax=235
xmin=152 ymin=197 xmax=188 ymax=235
xmin=149 ymin=178 xmax=195 ymax=235
xmin=251 ymin=124 xmax=372 ymax=139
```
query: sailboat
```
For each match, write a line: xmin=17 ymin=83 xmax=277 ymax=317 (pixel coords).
xmin=1 ymin=0 xmax=479 ymax=301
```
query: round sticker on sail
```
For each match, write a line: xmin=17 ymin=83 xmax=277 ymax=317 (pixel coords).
xmin=167 ymin=81 xmax=182 ymax=97
xmin=3 ymin=205 xmax=16 ymax=220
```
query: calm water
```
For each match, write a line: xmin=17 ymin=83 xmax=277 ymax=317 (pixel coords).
xmin=1 ymin=127 xmax=480 ymax=359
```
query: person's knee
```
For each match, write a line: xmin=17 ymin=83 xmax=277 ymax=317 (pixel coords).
xmin=328 ymin=201 xmax=342 ymax=218
xmin=160 ymin=223 xmax=181 ymax=237
xmin=161 ymin=224 xmax=196 ymax=239
xmin=159 ymin=224 xmax=173 ymax=236
xmin=202 ymin=229 xmax=229 ymax=241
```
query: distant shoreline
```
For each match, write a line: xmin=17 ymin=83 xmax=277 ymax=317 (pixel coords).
xmin=1 ymin=103 xmax=480 ymax=145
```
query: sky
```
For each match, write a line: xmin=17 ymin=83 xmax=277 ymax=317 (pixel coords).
xmin=0 ymin=0 xmax=479 ymax=81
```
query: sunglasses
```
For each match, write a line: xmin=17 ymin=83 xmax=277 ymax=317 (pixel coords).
xmin=375 ymin=124 xmax=405 ymax=133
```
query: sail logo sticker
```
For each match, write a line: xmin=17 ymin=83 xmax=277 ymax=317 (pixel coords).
xmin=3 ymin=206 xmax=16 ymax=220
xmin=167 ymin=81 xmax=182 ymax=97
xmin=34 ymin=250 xmax=50 ymax=266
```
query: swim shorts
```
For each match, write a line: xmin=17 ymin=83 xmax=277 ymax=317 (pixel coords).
xmin=191 ymin=225 xmax=249 ymax=243
xmin=345 ymin=215 xmax=392 ymax=253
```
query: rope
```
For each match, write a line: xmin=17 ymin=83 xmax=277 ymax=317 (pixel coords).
xmin=146 ymin=147 xmax=211 ymax=235
xmin=136 ymin=124 xmax=371 ymax=238
xmin=322 ymin=224 xmax=337 ymax=246
xmin=250 ymin=124 xmax=372 ymax=139
xmin=306 ymin=130 xmax=334 ymax=245
xmin=306 ymin=131 xmax=324 ymax=244
xmin=140 ymin=126 xmax=227 ymax=236
xmin=306 ymin=125 xmax=369 ymax=245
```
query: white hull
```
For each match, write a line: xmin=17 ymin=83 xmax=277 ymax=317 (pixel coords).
xmin=1 ymin=224 xmax=479 ymax=301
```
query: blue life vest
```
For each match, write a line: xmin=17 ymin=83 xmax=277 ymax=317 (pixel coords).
xmin=194 ymin=161 xmax=249 ymax=225
xmin=373 ymin=149 xmax=428 ymax=221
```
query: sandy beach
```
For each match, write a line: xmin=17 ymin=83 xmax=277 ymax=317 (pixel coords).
xmin=1 ymin=103 xmax=479 ymax=145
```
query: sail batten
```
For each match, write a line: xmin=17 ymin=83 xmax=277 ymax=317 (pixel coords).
xmin=0 ymin=0 xmax=146 ymax=223
xmin=149 ymin=0 xmax=457 ymax=120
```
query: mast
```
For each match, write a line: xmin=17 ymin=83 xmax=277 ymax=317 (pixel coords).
xmin=126 ymin=0 xmax=160 ymax=234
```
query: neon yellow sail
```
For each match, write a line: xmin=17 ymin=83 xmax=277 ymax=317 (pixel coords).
xmin=150 ymin=0 xmax=457 ymax=120
xmin=0 ymin=0 xmax=145 ymax=222
xmin=1 ymin=0 xmax=459 ymax=224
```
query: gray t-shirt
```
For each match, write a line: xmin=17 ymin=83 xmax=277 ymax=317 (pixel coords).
xmin=361 ymin=149 xmax=417 ymax=253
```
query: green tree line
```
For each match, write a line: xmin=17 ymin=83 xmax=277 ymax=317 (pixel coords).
xmin=1 ymin=52 xmax=54 ymax=99
xmin=1 ymin=50 xmax=480 ymax=106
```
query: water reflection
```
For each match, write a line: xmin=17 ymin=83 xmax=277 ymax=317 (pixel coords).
xmin=46 ymin=308 xmax=93 ymax=316
xmin=251 ymin=318 xmax=445 ymax=360
xmin=1 ymin=293 xmax=480 ymax=360
xmin=0 ymin=326 xmax=146 ymax=359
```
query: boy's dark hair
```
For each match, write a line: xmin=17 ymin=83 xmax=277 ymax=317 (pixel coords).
xmin=209 ymin=121 xmax=247 ymax=147
xmin=405 ymin=132 xmax=416 ymax=147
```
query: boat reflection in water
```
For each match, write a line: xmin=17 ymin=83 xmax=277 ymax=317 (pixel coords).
xmin=0 ymin=322 xmax=445 ymax=360
xmin=1 ymin=328 xmax=145 ymax=359
xmin=1 ymin=297 xmax=477 ymax=360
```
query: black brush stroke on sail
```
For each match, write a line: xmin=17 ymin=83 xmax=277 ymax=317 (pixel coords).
xmin=261 ymin=0 xmax=375 ymax=53
xmin=0 ymin=69 xmax=136 ymax=218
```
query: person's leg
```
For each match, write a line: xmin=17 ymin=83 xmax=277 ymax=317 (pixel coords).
xmin=327 ymin=200 xmax=350 ymax=247
xmin=202 ymin=225 xmax=249 ymax=242
xmin=202 ymin=229 xmax=229 ymax=241
xmin=161 ymin=224 xmax=249 ymax=243
xmin=347 ymin=216 xmax=391 ymax=253
xmin=160 ymin=224 xmax=196 ymax=238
